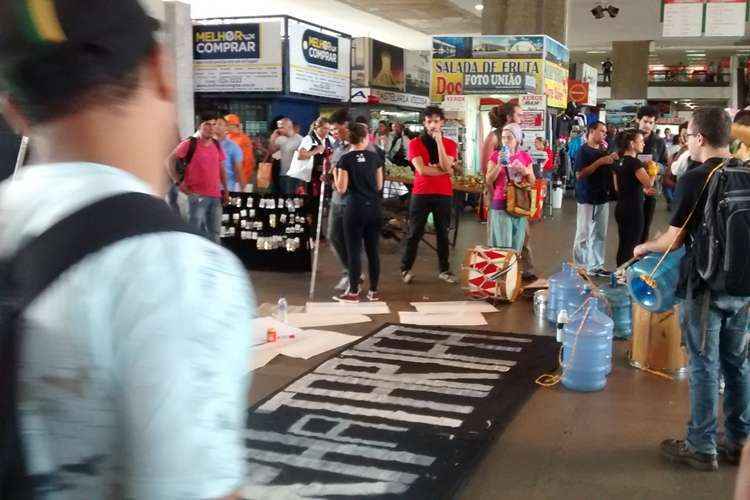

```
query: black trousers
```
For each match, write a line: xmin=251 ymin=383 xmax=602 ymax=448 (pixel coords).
xmin=641 ymin=195 xmax=656 ymax=244
xmin=401 ymin=194 xmax=452 ymax=273
xmin=344 ymin=200 xmax=382 ymax=293
xmin=615 ymin=199 xmax=644 ymax=267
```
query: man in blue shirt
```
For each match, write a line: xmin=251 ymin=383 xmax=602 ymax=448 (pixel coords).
xmin=215 ymin=117 xmax=245 ymax=192
xmin=572 ymin=121 xmax=618 ymax=276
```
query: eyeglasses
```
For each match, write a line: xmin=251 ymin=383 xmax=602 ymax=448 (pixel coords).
xmin=686 ymin=133 xmax=700 ymax=139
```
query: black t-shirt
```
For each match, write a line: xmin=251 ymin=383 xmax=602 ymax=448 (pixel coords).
xmin=339 ymin=149 xmax=383 ymax=203
xmin=614 ymin=156 xmax=645 ymax=203
xmin=573 ymin=144 xmax=611 ymax=205
xmin=670 ymin=157 xmax=728 ymax=297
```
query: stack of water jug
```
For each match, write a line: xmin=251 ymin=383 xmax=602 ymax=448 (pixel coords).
xmin=546 ymin=263 xmax=616 ymax=392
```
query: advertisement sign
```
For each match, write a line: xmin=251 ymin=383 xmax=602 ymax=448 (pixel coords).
xmin=544 ymin=37 xmax=569 ymax=68
xmin=705 ymin=0 xmax=747 ymax=37
xmin=580 ymin=63 xmax=598 ymax=105
xmin=431 ymin=57 xmax=544 ymax=101
xmin=662 ymin=0 xmax=704 ymax=37
xmin=405 ymin=50 xmax=431 ymax=96
xmin=519 ymin=94 xmax=545 ymax=133
xmin=371 ymin=39 xmax=405 ymax=91
xmin=442 ymin=95 xmax=466 ymax=112
xmin=568 ymin=79 xmax=589 ymax=104
xmin=431 ymin=35 xmax=547 ymax=101
xmin=463 ymin=72 xmax=536 ymax=94
xmin=193 ymin=22 xmax=282 ymax=92
xmin=351 ymin=37 xmax=369 ymax=88
xmin=544 ymin=61 xmax=569 ymax=108
xmin=288 ymin=19 xmax=351 ymax=101
xmin=350 ymin=88 xmax=430 ymax=109
xmin=606 ymin=99 xmax=647 ymax=126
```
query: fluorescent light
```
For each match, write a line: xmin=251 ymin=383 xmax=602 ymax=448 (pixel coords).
xmin=586 ymin=50 xmax=608 ymax=54
xmin=475 ymin=3 xmax=484 ymax=10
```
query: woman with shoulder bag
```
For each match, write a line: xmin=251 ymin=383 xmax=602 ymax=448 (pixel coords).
xmin=485 ymin=124 xmax=535 ymax=251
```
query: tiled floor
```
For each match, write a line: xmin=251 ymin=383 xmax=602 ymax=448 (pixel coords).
xmin=246 ymin=196 xmax=737 ymax=499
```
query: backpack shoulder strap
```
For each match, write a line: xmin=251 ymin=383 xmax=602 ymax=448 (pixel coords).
xmin=184 ymin=136 xmax=198 ymax=166
xmin=10 ymin=192 xmax=196 ymax=311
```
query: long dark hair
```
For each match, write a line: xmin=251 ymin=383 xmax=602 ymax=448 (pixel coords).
xmin=616 ymin=129 xmax=642 ymax=156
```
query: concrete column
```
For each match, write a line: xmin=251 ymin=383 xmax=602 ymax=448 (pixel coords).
xmin=611 ymin=41 xmax=650 ymax=100
xmin=482 ymin=0 xmax=566 ymax=43
xmin=164 ymin=1 xmax=195 ymax=138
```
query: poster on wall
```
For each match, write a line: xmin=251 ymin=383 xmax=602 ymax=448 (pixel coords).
xmin=568 ymin=79 xmax=590 ymax=105
xmin=371 ymin=39 xmax=405 ymax=91
xmin=288 ymin=19 xmax=351 ymax=101
xmin=519 ymin=94 xmax=545 ymax=131
xmin=704 ymin=0 xmax=747 ymax=37
xmin=662 ymin=0 xmax=704 ymax=37
xmin=405 ymin=50 xmax=431 ymax=96
xmin=580 ymin=63 xmax=598 ymax=105
xmin=193 ymin=22 xmax=282 ymax=92
xmin=605 ymin=99 xmax=647 ymax=127
xmin=351 ymin=37 xmax=369 ymax=88
xmin=544 ymin=62 xmax=569 ymax=109
xmin=431 ymin=36 xmax=546 ymax=101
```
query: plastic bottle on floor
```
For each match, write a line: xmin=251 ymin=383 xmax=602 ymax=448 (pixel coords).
xmin=562 ymin=299 xmax=614 ymax=392
xmin=277 ymin=297 xmax=288 ymax=323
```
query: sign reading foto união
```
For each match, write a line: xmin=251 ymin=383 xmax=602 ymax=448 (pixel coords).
xmin=463 ymin=72 xmax=536 ymax=94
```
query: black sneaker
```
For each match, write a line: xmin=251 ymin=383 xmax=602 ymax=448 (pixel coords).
xmin=718 ymin=438 xmax=743 ymax=466
xmin=660 ymin=439 xmax=718 ymax=471
xmin=401 ymin=270 xmax=414 ymax=284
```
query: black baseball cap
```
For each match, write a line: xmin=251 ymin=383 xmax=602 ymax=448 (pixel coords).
xmin=0 ymin=0 xmax=158 ymax=69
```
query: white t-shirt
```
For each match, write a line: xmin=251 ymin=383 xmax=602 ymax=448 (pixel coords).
xmin=0 ymin=163 xmax=254 ymax=499
xmin=279 ymin=134 xmax=303 ymax=175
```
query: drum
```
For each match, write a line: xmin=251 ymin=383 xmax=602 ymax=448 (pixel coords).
xmin=627 ymin=247 xmax=686 ymax=313
xmin=629 ymin=303 xmax=687 ymax=376
xmin=461 ymin=246 xmax=522 ymax=302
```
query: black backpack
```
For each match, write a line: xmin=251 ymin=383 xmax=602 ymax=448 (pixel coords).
xmin=693 ymin=158 xmax=750 ymax=296
xmin=174 ymin=137 xmax=222 ymax=182
xmin=0 ymin=192 xmax=194 ymax=498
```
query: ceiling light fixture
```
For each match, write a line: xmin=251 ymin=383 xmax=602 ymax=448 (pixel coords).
xmin=475 ymin=2 xmax=484 ymax=10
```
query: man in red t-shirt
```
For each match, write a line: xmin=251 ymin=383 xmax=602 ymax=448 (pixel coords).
xmin=166 ymin=113 xmax=228 ymax=243
xmin=401 ymin=105 xmax=458 ymax=284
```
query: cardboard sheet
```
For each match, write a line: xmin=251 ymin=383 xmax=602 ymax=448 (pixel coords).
xmin=287 ymin=313 xmax=372 ymax=328
xmin=305 ymin=301 xmax=391 ymax=315
xmin=410 ymin=301 xmax=498 ymax=314
xmin=398 ymin=311 xmax=488 ymax=326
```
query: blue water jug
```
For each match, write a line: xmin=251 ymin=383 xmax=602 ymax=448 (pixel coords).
xmin=600 ymin=275 xmax=633 ymax=340
xmin=547 ymin=263 xmax=584 ymax=324
xmin=562 ymin=299 xmax=614 ymax=392
xmin=627 ymin=247 xmax=686 ymax=313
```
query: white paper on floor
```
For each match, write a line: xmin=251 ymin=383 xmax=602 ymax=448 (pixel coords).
xmin=250 ymin=317 xmax=304 ymax=346
xmin=398 ymin=311 xmax=488 ymax=326
xmin=286 ymin=313 xmax=372 ymax=328
xmin=249 ymin=330 xmax=360 ymax=370
xmin=279 ymin=330 xmax=359 ymax=359
xmin=305 ymin=301 xmax=391 ymax=315
xmin=409 ymin=301 xmax=498 ymax=314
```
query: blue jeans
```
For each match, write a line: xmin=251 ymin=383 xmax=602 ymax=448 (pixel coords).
xmin=573 ymin=202 xmax=609 ymax=272
xmin=681 ymin=292 xmax=750 ymax=454
xmin=188 ymin=194 xmax=222 ymax=243
xmin=489 ymin=209 xmax=526 ymax=252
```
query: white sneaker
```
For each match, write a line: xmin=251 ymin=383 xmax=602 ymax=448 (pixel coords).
xmin=438 ymin=271 xmax=457 ymax=284
xmin=401 ymin=270 xmax=414 ymax=284
xmin=334 ymin=275 xmax=350 ymax=291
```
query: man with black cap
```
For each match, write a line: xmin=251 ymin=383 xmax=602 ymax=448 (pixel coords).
xmin=0 ymin=1 xmax=251 ymax=498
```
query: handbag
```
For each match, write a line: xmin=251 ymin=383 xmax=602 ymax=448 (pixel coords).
xmin=505 ymin=165 xmax=535 ymax=218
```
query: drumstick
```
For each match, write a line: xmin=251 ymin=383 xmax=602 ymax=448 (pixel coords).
xmin=616 ymin=256 xmax=640 ymax=274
